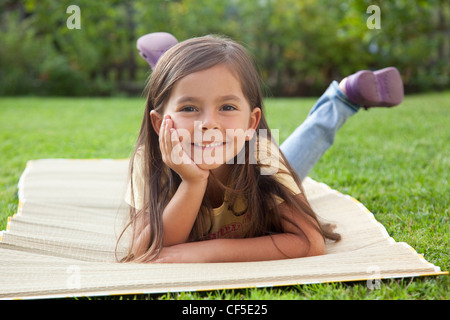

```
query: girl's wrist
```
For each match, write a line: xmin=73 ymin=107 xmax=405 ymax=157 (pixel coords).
xmin=180 ymin=173 xmax=209 ymax=185
xmin=162 ymin=178 xmax=208 ymax=246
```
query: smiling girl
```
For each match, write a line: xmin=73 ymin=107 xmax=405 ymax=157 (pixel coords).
xmin=119 ymin=34 xmax=403 ymax=263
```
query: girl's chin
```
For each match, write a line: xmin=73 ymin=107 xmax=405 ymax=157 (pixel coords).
xmin=194 ymin=154 xmax=238 ymax=172
xmin=188 ymin=144 xmax=236 ymax=170
xmin=195 ymin=160 xmax=226 ymax=171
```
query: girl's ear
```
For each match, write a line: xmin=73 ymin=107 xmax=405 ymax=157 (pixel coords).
xmin=150 ymin=110 xmax=163 ymax=135
xmin=246 ymin=107 xmax=262 ymax=141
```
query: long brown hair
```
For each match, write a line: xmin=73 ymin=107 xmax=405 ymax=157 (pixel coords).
xmin=117 ymin=35 xmax=340 ymax=262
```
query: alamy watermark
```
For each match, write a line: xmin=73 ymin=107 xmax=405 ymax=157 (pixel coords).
xmin=66 ymin=5 xmax=81 ymax=30
xmin=65 ymin=4 xmax=380 ymax=31
xmin=366 ymin=5 xmax=381 ymax=29
xmin=66 ymin=265 xmax=81 ymax=289
xmin=366 ymin=265 xmax=381 ymax=290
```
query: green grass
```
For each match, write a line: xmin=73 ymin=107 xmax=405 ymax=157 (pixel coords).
xmin=0 ymin=92 xmax=448 ymax=300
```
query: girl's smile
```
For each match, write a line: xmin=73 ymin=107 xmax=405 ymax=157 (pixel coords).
xmin=193 ymin=141 xmax=224 ymax=148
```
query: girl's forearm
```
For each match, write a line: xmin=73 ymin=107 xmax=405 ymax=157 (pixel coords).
xmin=162 ymin=179 xmax=207 ymax=246
xmin=156 ymin=232 xmax=324 ymax=263
xmin=202 ymin=234 xmax=314 ymax=262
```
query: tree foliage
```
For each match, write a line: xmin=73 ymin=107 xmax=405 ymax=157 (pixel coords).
xmin=0 ymin=0 xmax=448 ymax=96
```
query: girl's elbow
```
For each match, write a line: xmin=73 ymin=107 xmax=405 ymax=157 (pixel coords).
xmin=286 ymin=234 xmax=325 ymax=259
xmin=306 ymin=238 xmax=326 ymax=257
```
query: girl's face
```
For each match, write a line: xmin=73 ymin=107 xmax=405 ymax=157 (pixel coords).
xmin=151 ymin=64 xmax=261 ymax=172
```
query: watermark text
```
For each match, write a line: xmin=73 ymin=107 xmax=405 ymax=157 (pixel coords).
xmin=66 ymin=5 xmax=81 ymax=30
xmin=366 ymin=5 xmax=381 ymax=29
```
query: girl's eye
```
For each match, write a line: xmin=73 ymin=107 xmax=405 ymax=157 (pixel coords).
xmin=180 ymin=106 xmax=197 ymax=112
xmin=221 ymin=104 xmax=237 ymax=111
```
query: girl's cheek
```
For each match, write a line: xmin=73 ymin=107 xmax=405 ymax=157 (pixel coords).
xmin=170 ymin=117 xmax=189 ymax=131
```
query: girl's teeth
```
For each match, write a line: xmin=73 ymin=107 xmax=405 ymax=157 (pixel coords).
xmin=194 ymin=142 xmax=223 ymax=148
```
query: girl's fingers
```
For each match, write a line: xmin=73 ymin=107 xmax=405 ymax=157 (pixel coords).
xmin=160 ymin=118 xmax=172 ymax=163
xmin=160 ymin=116 xmax=184 ymax=166
xmin=170 ymin=127 xmax=186 ymax=165
xmin=159 ymin=118 xmax=167 ymax=159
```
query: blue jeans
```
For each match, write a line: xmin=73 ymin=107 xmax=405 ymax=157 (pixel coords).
xmin=280 ymin=81 xmax=360 ymax=181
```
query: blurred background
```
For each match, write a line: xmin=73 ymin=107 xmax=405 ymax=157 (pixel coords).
xmin=0 ymin=0 xmax=448 ymax=97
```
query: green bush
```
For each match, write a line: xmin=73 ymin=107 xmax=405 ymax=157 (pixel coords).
xmin=0 ymin=10 xmax=116 ymax=96
xmin=0 ymin=0 xmax=448 ymax=96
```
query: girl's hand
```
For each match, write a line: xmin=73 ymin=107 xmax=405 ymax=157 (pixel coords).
xmin=152 ymin=242 xmax=213 ymax=263
xmin=159 ymin=115 xmax=210 ymax=183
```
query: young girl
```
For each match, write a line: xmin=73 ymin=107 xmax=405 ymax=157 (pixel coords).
xmin=119 ymin=33 xmax=403 ymax=263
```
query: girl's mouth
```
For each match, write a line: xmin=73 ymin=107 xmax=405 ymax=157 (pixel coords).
xmin=192 ymin=142 xmax=225 ymax=149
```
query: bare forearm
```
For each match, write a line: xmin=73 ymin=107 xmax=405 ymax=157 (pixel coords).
xmin=155 ymin=232 xmax=322 ymax=263
xmin=206 ymin=234 xmax=312 ymax=262
xmin=162 ymin=179 xmax=207 ymax=246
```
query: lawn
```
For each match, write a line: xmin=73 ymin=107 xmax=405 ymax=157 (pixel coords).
xmin=0 ymin=92 xmax=448 ymax=300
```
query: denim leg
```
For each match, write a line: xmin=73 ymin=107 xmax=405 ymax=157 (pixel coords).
xmin=280 ymin=81 xmax=360 ymax=181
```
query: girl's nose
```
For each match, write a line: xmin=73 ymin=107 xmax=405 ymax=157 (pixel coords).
xmin=200 ymin=112 xmax=219 ymax=131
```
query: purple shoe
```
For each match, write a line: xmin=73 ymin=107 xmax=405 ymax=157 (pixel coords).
xmin=345 ymin=67 xmax=404 ymax=108
xmin=137 ymin=32 xmax=178 ymax=70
